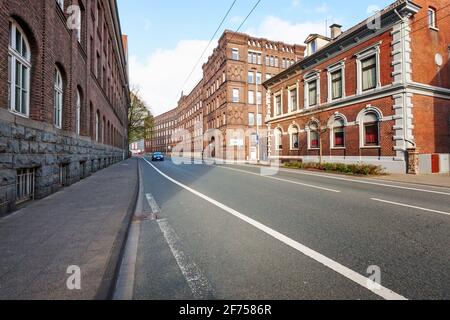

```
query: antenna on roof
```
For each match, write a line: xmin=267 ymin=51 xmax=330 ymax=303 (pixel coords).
xmin=325 ymin=19 xmax=328 ymax=37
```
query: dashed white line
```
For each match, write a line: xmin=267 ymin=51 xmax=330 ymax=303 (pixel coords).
xmin=157 ymin=218 xmax=215 ymax=300
xmin=371 ymin=198 xmax=450 ymax=217
xmin=217 ymin=165 xmax=341 ymax=193
xmin=143 ymin=158 xmax=407 ymax=300
xmin=146 ymin=194 xmax=161 ymax=213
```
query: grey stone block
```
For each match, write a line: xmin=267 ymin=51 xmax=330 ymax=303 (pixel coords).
xmin=0 ymin=121 xmax=12 ymax=138
xmin=11 ymin=125 xmax=25 ymax=139
xmin=13 ymin=154 xmax=43 ymax=169
xmin=0 ymin=169 xmax=16 ymax=187
xmin=24 ymin=128 xmax=38 ymax=141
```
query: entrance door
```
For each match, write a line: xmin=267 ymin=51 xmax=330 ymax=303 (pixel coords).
xmin=431 ymin=154 xmax=440 ymax=173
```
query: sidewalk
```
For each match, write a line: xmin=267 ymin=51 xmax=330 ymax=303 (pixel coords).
xmin=0 ymin=158 xmax=138 ymax=300
xmin=372 ymin=173 xmax=450 ymax=188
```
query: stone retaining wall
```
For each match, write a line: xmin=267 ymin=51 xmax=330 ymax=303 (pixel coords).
xmin=0 ymin=117 xmax=126 ymax=216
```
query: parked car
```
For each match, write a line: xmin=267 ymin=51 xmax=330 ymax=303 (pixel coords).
xmin=151 ymin=152 xmax=165 ymax=161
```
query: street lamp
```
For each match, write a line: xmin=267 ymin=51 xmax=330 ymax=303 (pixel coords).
xmin=251 ymin=67 xmax=260 ymax=163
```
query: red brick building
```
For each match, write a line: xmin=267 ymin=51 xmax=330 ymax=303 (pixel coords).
xmin=0 ymin=0 xmax=130 ymax=215
xmin=148 ymin=30 xmax=305 ymax=161
xmin=149 ymin=108 xmax=178 ymax=154
xmin=263 ymin=0 xmax=449 ymax=174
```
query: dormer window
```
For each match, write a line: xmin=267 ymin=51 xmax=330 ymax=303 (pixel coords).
xmin=311 ymin=40 xmax=317 ymax=54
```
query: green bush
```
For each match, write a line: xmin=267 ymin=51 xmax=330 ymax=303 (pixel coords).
xmin=283 ymin=161 xmax=384 ymax=176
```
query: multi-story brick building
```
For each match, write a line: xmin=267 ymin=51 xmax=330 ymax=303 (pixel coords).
xmin=147 ymin=30 xmax=305 ymax=161
xmin=263 ymin=0 xmax=449 ymax=174
xmin=0 ymin=0 xmax=130 ymax=215
xmin=149 ymin=107 xmax=178 ymax=154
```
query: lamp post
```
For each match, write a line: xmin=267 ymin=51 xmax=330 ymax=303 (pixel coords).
xmin=251 ymin=67 xmax=260 ymax=163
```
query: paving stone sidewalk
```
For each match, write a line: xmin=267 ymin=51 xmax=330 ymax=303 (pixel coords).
xmin=0 ymin=158 xmax=138 ymax=300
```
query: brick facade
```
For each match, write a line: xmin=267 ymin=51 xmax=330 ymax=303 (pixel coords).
xmin=0 ymin=0 xmax=130 ymax=215
xmin=148 ymin=30 xmax=305 ymax=161
xmin=264 ymin=0 xmax=449 ymax=174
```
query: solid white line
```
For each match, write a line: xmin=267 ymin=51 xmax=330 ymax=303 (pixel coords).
xmin=217 ymin=166 xmax=341 ymax=193
xmin=272 ymin=167 xmax=450 ymax=196
xmin=143 ymin=158 xmax=407 ymax=300
xmin=371 ymin=198 xmax=450 ymax=216
xmin=157 ymin=218 xmax=215 ymax=300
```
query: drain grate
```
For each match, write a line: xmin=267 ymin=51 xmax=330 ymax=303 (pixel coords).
xmin=133 ymin=211 xmax=160 ymax=222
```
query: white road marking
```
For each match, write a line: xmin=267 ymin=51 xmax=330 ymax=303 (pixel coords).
xmin=267 ymin=166 xmax=450 ymax=196
xmin=143 ymin=158 xmax=407 ymax=300
xmin=157 ymin=218 xmax=215 ymax=300
xmin=146 ymin=194 xmax=161 ymax=213
xmin=371 ymin=198 xmax=450 ymax=217
xmin=217 ymin=166 xmax=341 ymax=193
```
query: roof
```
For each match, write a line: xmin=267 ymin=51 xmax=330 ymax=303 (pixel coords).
xmin=264 ymin=0 xmax=421 ymax=88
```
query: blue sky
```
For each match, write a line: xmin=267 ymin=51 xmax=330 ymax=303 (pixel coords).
xmin=117 ymin=0 xmax=393 ymax=115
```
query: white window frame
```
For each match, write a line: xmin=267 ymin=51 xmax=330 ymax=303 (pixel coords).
xmin=355 ymin=43 xmax=381 ymax=94
xmin=428 ymin=7 xmax=438 ymax=30
xmin=304 ymin=72 xmax=320 ymax=109
xmin=54 ymin=67 xmax=63 ymax=129
xmin=274 ymin=92 xmax=283 ymax=116
xmin=232 ymin=48 xmax=239 ymax=61
xmin=8 ymin=21 xmax=31 ymax=118
xmin=307 ymin=121 xmax=320 ymax=150
xmin=248 ymin=112 xmax=255 ymax=126
xmin=357 ymin=107 xmax=383 ymax=148
xmin=248 ymin=90 xmax=255 ymax=104
xmin=327 ymin=60 xmax=346 ymax=102
xmin=274 ymin=128 xmax=283 ymax=151
xmin=232 ymin=88 xmax=240 ymax=103
xmin=248 ymin=71 xmax=254 ymax=84
xmin=329 ymin=116 xmax=347 ymax=149
xmin=289 ymin=125 xmax=300 ymax=150
xmin=288 ymin=84 xmax=299 ymax=112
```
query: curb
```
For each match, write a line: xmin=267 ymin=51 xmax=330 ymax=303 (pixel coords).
xmin=94 ymin=158 xmax=140 ymax=300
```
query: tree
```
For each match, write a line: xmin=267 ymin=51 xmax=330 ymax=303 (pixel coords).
xmin=128 ymin=88 xmax=153 ymax=144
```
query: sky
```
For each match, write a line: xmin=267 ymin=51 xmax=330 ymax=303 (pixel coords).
xmin=117 ymin=0 xmax=393 ymax=116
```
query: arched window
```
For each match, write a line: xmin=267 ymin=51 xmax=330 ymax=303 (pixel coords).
xmin=95 ymin=111 xmax=100 ymax=142
xmin=307 ymin=122 xmax=320 ymax=149
xmin=54 ymin=68 xmax=63 ymax=128
xmin=76 ymin=89 xmax=81 ymax=135
xmin=332 ymin=118 xmax=345 ymax=148
xmin=363 ymin=112 xmax=380 ymax=146
xmin=8 ymin=21 xmax=31 ymax=116
xmin=289 ymin=125 xmax=299 ymax=150
xmin=274 ymin=128 xmax=283 ymax=151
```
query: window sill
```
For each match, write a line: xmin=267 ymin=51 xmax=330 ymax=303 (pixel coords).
xmin=9 ymin=110 xmax=30 ymax=119
xmin=331 ymin=147 xmax=346 ymax=150
xmin=429 ymin=26 xmax=439 ymax=32
xmin=308 ymin=148 xmax=320 ymax=151
xmin=360 ymin=146 xmax=381 ymax=149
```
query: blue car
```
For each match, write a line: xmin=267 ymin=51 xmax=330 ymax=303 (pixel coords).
xmin=151 ymin=152 xmax=165 ymax=161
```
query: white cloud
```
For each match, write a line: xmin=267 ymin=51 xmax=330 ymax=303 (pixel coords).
xmin=245 ymin=16 xmax=328 ymax=45
xmin=315 ymin=3 xmax=329 ymax=13
xmin=129 ymin=39 xmax=215 ymax=116
xmin=291 ymin=0 xmax=300 ymax=8
xmin=131 ymin=17 xmax=336 ymax=115
xmin=230 ymin=16 xmax=244 ymax=25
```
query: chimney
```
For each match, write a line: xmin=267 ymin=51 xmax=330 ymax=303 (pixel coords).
xmin=330 ymin=24 xmax=342 ymax=39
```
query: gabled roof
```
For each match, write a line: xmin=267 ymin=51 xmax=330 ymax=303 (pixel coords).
xmin=263 ymin=0 xmax=422 ymax=88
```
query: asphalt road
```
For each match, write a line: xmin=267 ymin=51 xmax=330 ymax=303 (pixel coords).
xmin=131 ymin=158 xmax=450 ymax=300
